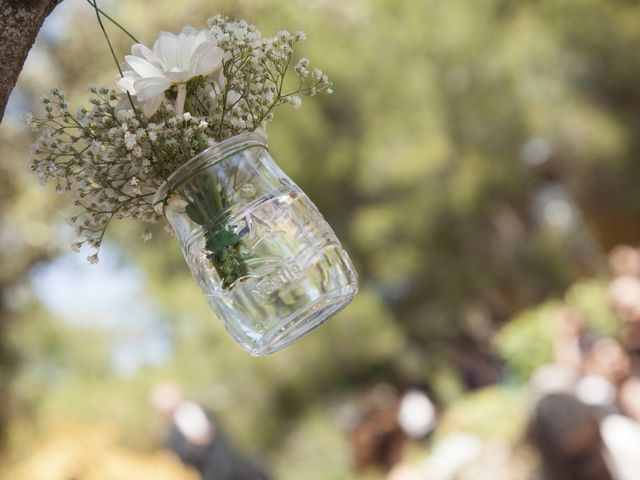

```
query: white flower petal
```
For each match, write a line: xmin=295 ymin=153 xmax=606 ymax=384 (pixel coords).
xmin=133 ymin=77 xmax=171 ymax=101
xmin=212 ymin=69 xmax=226 ymax=91
xmin=142 ymin=93 xmax=163 ymax=117
xmin=164 ymin=68 xmax=193 ymax=83
xmin=177 ymin=35 xmax=198 ymax=70
xmin=125 ymin=55 xmax=164 ymax=78
xmin=192 ymin=44 xmax=224 ymax=77
xmin=154 ymin=32 xmax=179 ymax=69
xmin=131 ymin=43 xmax=161 ymax=65
xmin=115 ymin=71 xmax=138 ymax=94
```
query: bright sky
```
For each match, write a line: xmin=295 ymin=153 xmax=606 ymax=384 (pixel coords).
xmin=30 ymin=243 xmax=173 ymax=377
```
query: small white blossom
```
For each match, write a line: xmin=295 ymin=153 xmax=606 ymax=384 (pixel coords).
xmin=140 ymin=231 xmax=153 ymax=242
xmin=275 ymin=30 xmax=292 ymax=41
xmin=124 ymin=132 xmax=137 ymax=150
xmin=289 ymin=96 xmax=302 ymax=109
xmin=87 ymin=253 xmax=100 ymax=264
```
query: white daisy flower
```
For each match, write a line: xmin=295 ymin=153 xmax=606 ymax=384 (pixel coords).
xmin=116 ymin=27 xmax=225 ymax=117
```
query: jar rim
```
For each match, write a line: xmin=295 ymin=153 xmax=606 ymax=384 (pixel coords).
xmin=153 ymin=131 xmax=268 ymax=213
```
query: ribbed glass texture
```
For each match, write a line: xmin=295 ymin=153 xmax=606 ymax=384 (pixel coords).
xmin=154 ymin=132 xmax=358 ymax=355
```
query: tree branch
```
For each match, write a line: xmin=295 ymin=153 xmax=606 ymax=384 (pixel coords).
xmin=0 ymin=0 xmax=63 ymax=121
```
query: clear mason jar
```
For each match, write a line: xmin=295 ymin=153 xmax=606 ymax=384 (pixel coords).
xmin=154 ymin=131 xmax=358 ymax=355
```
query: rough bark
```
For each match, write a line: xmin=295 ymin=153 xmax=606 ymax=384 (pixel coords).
xmin=0 ymin=0 xmax=63 ymax=121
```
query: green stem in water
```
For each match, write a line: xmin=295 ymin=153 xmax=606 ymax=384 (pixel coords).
xmin=204 ymin=218 xmax=248 ymax=289
xmin=184 ymin=171 xmax=249 ymax=290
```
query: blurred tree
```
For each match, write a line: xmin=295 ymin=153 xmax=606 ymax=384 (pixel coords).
xmin=0 ymin=123 xmax=63 ymax=445
xmin=0 ymin=0 xmax=62 ymax=118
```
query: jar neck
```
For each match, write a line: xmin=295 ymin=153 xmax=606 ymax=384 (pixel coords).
xmin=153 ymin=131 xmax=268 ymax=214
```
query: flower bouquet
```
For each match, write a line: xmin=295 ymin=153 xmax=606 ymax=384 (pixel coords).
xmin=29 ymin=10 xmax=358 ymax=355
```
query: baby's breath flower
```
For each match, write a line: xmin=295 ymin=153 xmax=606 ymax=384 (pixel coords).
xmin=28 ymin=16 xmax=332 ymax=264
xmin=289 ymin=96 xmax=302 ymax=109
xmin=124 ymin=132 xmax=137 ymax=150
xmin=275 ymin=30 xmax=291 ymax=41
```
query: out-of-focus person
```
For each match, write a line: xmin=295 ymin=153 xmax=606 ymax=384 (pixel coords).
xmin=528 ymin=393 xmax=614 ymax=480
xmin=151 ymin=383 xmax=268 ymax=480
xmin=350 ymin=385 xmax=405 ymax=474
xmin=351 ymin=385 xmax=437 ymax=475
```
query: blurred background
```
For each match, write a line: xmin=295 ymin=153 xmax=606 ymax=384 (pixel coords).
xmin=1 ymin=0 xmax=640 ymax=478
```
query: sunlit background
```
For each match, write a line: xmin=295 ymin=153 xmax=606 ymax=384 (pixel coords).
xmin=2 ymin=0 xmax=640 ymax=478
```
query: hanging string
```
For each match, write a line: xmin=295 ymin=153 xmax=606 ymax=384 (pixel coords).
xmin=87 ymin=0 xmax=129 ymax=78
xmin=86 ymin=0 xmax=168 ymax=182
xmin=86 ymin=0 xmax=139 ymax=43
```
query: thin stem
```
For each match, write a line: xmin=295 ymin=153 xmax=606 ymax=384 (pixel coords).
xmin=87 ymin=1 xmax=137 ymax=114
xmin=89 ymin=0 xmax=125 ymax=78
xmin=85 ymin=0 xmax=140 ymax=43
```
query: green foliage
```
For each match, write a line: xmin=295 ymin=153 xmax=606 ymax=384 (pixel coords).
xmin=566 ymin=279 xmax=621 ymax=337
xmin=494 ymin=302 xmax=560 ymax=381
xmin=435 ymin=386 xmax=527 ymax=442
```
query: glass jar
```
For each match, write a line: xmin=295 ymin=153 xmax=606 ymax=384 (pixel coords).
xmin=154 ymin=131 xmax=358 ymax=355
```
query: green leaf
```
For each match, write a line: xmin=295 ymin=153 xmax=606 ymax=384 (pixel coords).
xmin=185 ymin=203 xmax=206 ymax=226
xmin=205 ymin=226 xmax=241 ymax=254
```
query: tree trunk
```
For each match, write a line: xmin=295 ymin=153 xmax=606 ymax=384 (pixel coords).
xmin=0 ymin=0 xmax=62 ymax=121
